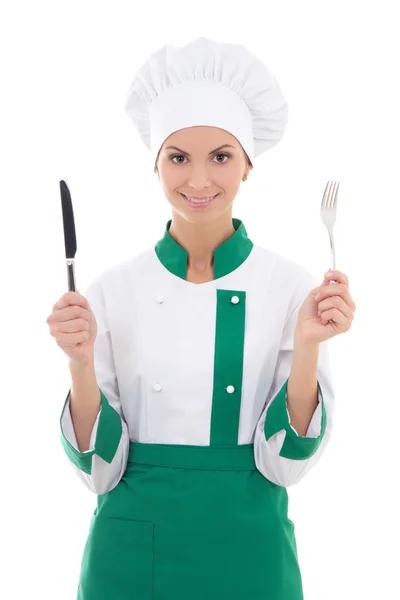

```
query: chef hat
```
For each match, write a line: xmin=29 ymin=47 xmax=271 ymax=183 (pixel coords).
xmin=124 ymin=37 xmax=289 ymax=168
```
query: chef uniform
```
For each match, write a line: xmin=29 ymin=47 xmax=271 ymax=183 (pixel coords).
xmin=59 ymin=37 xmax=335 ymax=600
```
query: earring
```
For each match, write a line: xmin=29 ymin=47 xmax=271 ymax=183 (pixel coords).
xmin=242 ymin=174 xmax=248 ymax=182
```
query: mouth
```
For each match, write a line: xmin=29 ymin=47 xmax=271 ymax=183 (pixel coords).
xmin=180 ymin=193 xmax=219 ymax=208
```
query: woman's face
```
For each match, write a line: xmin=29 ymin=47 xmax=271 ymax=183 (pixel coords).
xmin=155 ymin=126 xmax=251 ymax=224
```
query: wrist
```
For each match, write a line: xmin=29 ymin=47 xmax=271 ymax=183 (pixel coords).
xmin=69 ymin=357 xmax=95 ymax=372
xmin=294 ymin=328 xmax=320 ymax=348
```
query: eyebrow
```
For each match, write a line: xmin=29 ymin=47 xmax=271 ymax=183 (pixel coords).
xmin=164 ymin=144 xmax=235 ymax=157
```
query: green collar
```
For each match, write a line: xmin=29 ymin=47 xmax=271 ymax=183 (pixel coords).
xmin=155 ymin=218 xmax=254 ymax=280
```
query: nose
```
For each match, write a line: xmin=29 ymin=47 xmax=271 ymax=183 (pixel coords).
xmin=186 ymin=165 xmax=213 ymax=190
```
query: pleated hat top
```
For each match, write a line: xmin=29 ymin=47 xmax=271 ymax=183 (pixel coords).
xmin=124 ymin=36 xmax=289 ymax=166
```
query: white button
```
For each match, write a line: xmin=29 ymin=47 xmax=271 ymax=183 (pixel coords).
xmin=153 ymin=383 xmax=162 ymax=392
xmin=156 ymin=295 xmax=164 ymax=304
xmin=226 ymin=385 xmax=235 ymax=394
xmin=230 ymin=296 xmax=240 ymax=304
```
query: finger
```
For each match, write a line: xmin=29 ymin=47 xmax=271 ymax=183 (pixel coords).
xmin=50 ymin=316 xmax=90 ymax=336
xmin=318 ymin=296 xmax=354 ymax=320
xmin=58 ymin=316 xmax=90 ymax=333
xmin=320 ymin=306 xmax=352 ymax=330
xmin=48 ymin=294 xmax=89 ymax=322
xmin=56 ymin=306 xmax=92 ymax=323
xmin=325 ymin=270 xmax=349 ymax=287
xmin=55 ymin=292 xmax=89 ymax=311
xmin=317 ymin=283 xmax=356 ymax=312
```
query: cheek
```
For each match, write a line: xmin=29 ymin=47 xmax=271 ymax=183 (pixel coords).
xmin=216 ymin=164 xmax=242 ymax=186
xmin=159 ymin=168 xmax=180 ymax=190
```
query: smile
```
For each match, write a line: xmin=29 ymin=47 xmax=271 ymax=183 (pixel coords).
xmin=180 ymin=193 xmax=219 ymax=207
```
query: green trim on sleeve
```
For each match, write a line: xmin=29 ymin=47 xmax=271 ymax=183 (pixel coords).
xmin=264 ymin=379 xmax=327 ymax=460
xmin=60 ymin=389 xmax=122 ymax=475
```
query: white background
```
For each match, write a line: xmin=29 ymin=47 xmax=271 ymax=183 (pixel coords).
xmin=1 ymin=1 xmax=398 ymax=598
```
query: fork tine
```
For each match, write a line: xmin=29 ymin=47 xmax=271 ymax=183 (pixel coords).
xmin=321 ymin=181 xmax=340 ymax=209
xmin=332 ymin=181 xmax=340 ymax=209
xmin=328 ymin=181 xmax=336 ymax=208
xmin=321 ymin=181 xmax=330 ymax=209
xmin=329 ymin=181 xmax=339 ymax=210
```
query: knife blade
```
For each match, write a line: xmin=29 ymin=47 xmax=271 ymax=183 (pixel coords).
xmin=60 ymin=179 xmax=77 ymax=292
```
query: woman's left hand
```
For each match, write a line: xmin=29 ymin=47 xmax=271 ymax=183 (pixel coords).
xmin=294 ymin=269 xmax=357 ymax=345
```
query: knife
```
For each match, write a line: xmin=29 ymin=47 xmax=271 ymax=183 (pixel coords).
xmin=60 ymin=179 xmax=77 ymax=292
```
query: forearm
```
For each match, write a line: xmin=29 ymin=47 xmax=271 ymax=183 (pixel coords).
xmin=286 ymin=339 xmax=320 ymax=436
xmin=69 ymin=359 xmax=101 ymax=452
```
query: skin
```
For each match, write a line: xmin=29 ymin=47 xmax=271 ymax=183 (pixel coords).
xmin=154 ymin=126 xmax=253 ymax=281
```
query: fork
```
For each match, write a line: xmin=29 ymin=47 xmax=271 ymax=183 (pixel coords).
xmin=320 ymin=180 xmax=339 ymax=323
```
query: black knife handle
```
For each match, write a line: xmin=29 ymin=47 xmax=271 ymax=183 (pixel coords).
xmin=67 ymin=260 xmax=76 ymax=292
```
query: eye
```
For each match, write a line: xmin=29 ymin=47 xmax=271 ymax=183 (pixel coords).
xmin=213 ymin=153 xmax=230 ymax=163
xmin=170 ymin=154 xmax=187 ymax=164
xmin=169 ymin=153 xmax=231 ymax=164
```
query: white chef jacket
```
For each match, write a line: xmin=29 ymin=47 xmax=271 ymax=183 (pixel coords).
xmin=60 ymin=218 xmax=334 ymax=495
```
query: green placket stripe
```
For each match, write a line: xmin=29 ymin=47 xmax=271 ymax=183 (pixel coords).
xmin=264 ymin=379 xmax=327 ymax=460
xmin=210 ymin=289 xmax=247 ymax=445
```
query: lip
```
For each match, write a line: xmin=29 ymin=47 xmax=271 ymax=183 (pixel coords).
xmin=180 ymin=193 xmax=219 ymax=208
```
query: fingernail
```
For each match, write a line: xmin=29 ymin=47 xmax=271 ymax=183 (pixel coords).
xmin=325 ymin=270 xmax=333 ymax=277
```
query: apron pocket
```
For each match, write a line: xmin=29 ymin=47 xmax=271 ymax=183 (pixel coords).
xmin=78 ymin=516 xmax=154 ymax=600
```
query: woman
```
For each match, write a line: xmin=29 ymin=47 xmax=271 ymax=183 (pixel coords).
xmin=55 ymin=37 xmax=356 ymax=599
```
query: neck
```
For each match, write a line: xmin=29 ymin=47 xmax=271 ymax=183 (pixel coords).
xmin=168 ymin=211 xmax=236 ymax=272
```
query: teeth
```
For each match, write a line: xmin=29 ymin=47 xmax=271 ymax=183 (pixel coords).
xmin=184 ymin=195 xmax=216 ymax=203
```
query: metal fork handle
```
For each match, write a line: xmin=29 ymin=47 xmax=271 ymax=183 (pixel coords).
xmin=327 ymin=227 xmax=337 ymax=285
xmin=327 ymin=227 xmax=337 ymax=323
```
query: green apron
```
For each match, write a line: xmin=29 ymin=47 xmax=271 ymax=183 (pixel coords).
xmin=76 ymin=441 xmax=303 ymax=599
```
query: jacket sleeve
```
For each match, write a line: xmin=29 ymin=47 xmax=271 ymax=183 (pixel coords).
xmin=254 ymin=269 xmax=335 ymax=487
xmin=59 ymin=276 xmax=130 ymax=495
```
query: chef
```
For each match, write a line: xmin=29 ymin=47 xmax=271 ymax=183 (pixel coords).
xmin=59 ymin=37 xmax=356 ymax=600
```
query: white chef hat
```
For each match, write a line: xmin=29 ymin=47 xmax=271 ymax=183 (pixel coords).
xmin=124 ymin=37 xmax=289 ymax=168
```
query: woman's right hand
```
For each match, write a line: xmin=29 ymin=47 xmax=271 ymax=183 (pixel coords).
xmin=46 ymin=291 xmax=98 ymax=366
